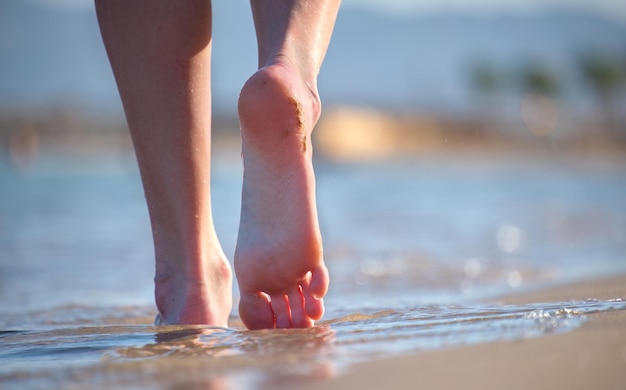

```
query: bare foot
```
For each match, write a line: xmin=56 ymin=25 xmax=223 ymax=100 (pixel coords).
xmin=235 ymin=61 xmax=329 ymax=329
xmin=155 ymin=244 xmax=233 ymax=326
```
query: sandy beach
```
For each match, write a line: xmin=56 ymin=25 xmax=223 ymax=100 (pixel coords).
xmin=304 ymin=275 xmax=626 ymax=390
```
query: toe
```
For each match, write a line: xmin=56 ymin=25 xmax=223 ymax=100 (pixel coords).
xmin=239 ymin=291 xmax=275 ymax=330
xmin=303 ymin=266 xmax=328 ymax=321
xmin=270 ymin=293 xmax=292 ymax=328
xmin=309 ymin=265 xmax=329 ymax=299
xmin=305 ymin=296 xmax=325 ymax=321
xmin=288 ymin=286 xmax=314 ymax=328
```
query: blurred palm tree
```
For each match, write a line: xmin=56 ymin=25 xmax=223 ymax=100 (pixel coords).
xmin=469 ymin=61 xmax=506 ymax=123
xmin=578 ymin=53 xmax=625 ymax=140
xmin=518 ymin=62 xmax=560 ymax=97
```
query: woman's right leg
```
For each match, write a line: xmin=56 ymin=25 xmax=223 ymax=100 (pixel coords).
xmin=235 ymin=0 xmax=341 ymax=329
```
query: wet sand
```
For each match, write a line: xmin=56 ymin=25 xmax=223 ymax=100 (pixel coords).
xmin=305 ymin=275 xmax=626 ymax=390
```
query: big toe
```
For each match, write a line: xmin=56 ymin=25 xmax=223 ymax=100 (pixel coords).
xmin=303 ymin=265 xmax=329 ymax=320
xmin=239 ymin=292 xmax=275 ymax=330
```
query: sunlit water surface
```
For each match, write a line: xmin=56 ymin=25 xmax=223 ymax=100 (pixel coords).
xmin=1 ymin=154 xmax=625 ymax=389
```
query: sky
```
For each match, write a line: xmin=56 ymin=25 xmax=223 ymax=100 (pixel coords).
xmin=34 ymin=0 xmax=626 ymax=20
xmin=343 ymin=0 xmax=626 ymax=19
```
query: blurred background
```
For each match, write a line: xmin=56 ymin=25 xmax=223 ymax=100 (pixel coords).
xmin=1 ymin=0 xmax=625 ymax=314
xmin=1 ymin=0 xmax=625 ymax=161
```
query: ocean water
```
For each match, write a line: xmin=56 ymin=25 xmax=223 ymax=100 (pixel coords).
xmin=1 ymin=152 xmax=625 ymax=389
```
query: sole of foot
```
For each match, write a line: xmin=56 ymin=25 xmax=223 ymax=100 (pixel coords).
xmin=235 ymin=61 xmax=329 ymax=329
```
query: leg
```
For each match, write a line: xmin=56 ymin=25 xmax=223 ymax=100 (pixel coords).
xmin=95 ymin=0 xmax=232 ymax=326
xmin=235 ymin=0 xmax=340 ymax=329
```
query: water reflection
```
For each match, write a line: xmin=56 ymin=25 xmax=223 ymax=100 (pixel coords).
xmin=108 ymin=325 xmax=337 ymax=389
xmin=143 ymin=325 xmax=337 ymax=366
xmin=1 ymin=299 xmax=625 ymax=389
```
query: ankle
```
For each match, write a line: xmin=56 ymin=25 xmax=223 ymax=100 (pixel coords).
xmin=154 ymin=256 xmax=232 ymax=325
xmin=155 ymin=250 xmax=231 ymax=286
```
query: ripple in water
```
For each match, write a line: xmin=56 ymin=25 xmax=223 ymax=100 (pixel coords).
xmin=1 ymin=299 xmax=624 ymax=389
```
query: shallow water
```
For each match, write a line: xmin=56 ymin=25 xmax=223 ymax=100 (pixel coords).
xmin=2 ymin=299 xmax=625 ymax=390
xmin=1 ymin=154 xmax=625 ymax=389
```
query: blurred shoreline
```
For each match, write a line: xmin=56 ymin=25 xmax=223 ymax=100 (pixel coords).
xmin=1 ymin=106 xmax=624 ymax=172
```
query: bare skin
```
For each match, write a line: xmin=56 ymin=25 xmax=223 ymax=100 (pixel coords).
xmin=96 ymin=0 xmax=232 ymax=326
xmin=96 ymin=0 xmax=340 ymax=329
xmin=236 ymin=62 xmax=328 ymax=329
xmin=235 ymin=1 xmax=340 ymax=329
